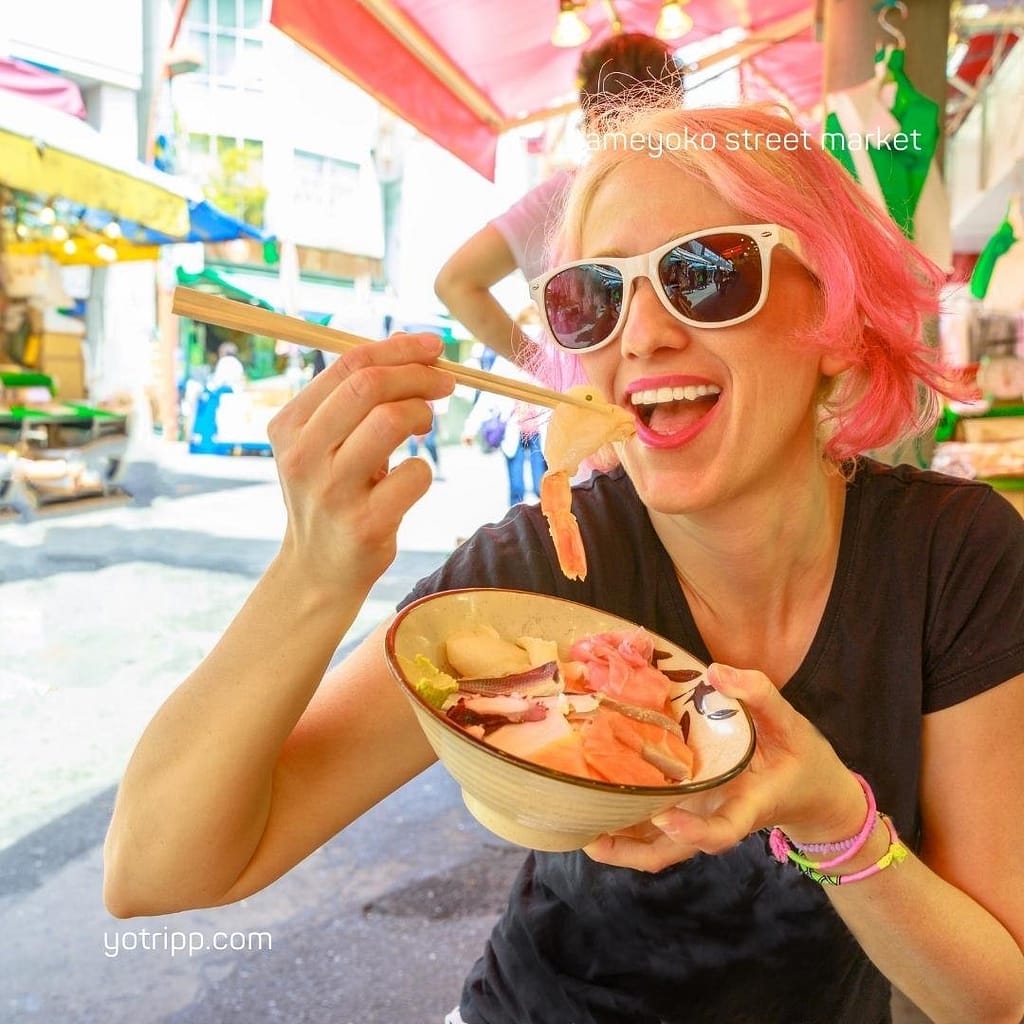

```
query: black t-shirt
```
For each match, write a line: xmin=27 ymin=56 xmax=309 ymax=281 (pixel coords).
xmin=400 ymin=460 xmax=1024 ymax=1024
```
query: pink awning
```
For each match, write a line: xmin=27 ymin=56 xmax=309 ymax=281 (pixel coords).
xmin=0 ymin=57 xmax=86 ymax=119
xmin=270 ymin=0 xmax=821 ymax=181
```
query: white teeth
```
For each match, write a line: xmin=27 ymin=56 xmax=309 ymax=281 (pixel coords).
xmin=630 ymin=384 xmax=721 ymax=406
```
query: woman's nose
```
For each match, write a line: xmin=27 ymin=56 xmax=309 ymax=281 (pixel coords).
xmin=619 ymin=278 xmax=691 ymax=358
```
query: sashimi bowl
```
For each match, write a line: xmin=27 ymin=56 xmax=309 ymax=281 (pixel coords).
xmin=385 ymin=588 xmax=756 ymax=852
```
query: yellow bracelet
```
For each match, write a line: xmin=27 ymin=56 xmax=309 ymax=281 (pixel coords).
xmin=791 ymin=814 xmax=908 ymax=886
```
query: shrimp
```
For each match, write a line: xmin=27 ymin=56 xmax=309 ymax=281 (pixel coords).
xmin=540 ymin=386 xmax=635 ymax=581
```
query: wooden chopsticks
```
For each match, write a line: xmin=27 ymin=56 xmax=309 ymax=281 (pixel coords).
xmin=171 ymin=287 xmax=598 ymax=412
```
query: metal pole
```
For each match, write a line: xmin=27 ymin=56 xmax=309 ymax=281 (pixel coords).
xmin=821 ymin=0 xmax=876 ymax=97
xmin=900 ymin=0 xmax=951 ymax=169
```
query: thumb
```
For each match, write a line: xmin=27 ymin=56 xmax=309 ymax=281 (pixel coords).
xmin=707 ymin=663 xmax=777 ymax=709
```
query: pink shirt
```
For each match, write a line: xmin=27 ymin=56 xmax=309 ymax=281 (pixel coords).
xmin=490 ymin=168 xmax=575 ymax=283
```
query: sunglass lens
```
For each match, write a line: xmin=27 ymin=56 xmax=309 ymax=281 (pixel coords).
xmin=544 ymin=264 xmax=624 ymax=350
xmin=659 ymin=232 xmax=763 ymax=324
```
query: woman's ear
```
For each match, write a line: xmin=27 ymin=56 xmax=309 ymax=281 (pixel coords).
xmin=820 ymin=350 xmax=854 ymax=378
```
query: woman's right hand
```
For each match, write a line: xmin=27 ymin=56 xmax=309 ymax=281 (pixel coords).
xmin=268 ymin=333 xmax=455 ymax=593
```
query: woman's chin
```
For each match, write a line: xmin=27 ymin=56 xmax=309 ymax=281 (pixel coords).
xmin=621 ymin=454 xmax=716 ymax=516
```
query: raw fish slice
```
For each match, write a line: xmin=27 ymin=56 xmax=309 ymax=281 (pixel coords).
xmin=539 ymin=470 xmax=587 ymax=581
xmin=528 ymin=733 xmax=591 ymax=779
xmin=579 ymin=710 xmax=670 ymax=786
xmin=571 ymin=630 xmax=673 ymax=711
xmin=540 ymin=386 xmax=635 ymax=581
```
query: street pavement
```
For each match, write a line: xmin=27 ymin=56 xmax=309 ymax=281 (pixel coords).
xmin=0 ymin=440 xmax=525 ymax=1024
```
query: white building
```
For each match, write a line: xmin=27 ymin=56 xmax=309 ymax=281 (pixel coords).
xmin=4 ymin=0 xmax=541 ymax=411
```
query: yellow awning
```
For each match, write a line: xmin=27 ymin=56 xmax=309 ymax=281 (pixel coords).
xmin=4 ymin=236 xmax=162 ymax=266
xmin=0 ymin=90 xmax=189 ymax=236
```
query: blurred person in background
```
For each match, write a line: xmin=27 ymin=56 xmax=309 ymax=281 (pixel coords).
xmin=434 ymin=32 xmax=684 ymax=364
xmin=209 ymin=341 xmax=246 ymax=392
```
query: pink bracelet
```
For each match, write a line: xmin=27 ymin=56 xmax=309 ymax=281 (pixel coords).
xmin=768 ymin=772 xmax=877 ymax=871
xmin=793 ymin=814 xmax=908 ymax=886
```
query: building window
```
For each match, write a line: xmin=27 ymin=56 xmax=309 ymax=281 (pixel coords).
xmin=187 ymin=0 xmax=266 ymax=88
xmin=292 ymin=150 xmax=360 ymax=212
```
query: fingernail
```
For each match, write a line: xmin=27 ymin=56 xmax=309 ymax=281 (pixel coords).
xmin=710 ymin=663 xmax=738 ymax=685
xmin=417 ymin=334 xmax=442 ymax=352
xmin=651 ymin=813 xmax=672 ymax=831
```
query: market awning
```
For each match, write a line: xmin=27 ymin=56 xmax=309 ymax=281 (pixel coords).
xmin=3 ymin=190 xmax=274 ymax=265
xmin=0 ymin=56 xmax=86 ymax=118
xmin=269 ymin=0 xmax=820 ymax=180
xmin=174 ymin=265 xmax=427 ymax=338
xmin=0 ymin=88 xmax=190 ymax=235
xmin=122 ymin=199 xmax=274 ymax=246
xmin=177 ymin=265 xmax=373 ymax=325
xmin=176 ymin=267 xmax=276 ymax=310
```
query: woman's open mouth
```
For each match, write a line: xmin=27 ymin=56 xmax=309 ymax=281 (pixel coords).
xmin=629 ymin=384 xmax=722 ymax=439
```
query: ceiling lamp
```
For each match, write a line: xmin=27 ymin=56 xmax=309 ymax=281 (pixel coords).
xmin=552 ymin=1 xmax=592 ymax=48
xmin=163 ymin=42 xmax=204 ymax=78
xmin=655 ymin=0 xmax=693 ymax=41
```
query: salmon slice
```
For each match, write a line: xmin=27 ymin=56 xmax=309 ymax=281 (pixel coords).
xmin=529 ymin=733 xmax=591 ymax=779
xmin=628 ymin=718 xmax=693 ymax=781
xmin=579 ymin=710 xmax=670 ymax=786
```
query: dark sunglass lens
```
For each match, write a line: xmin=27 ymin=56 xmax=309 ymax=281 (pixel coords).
xmin=544 ymin=265 xmax=623 ymax=350
xmin=659 ymin=232 xmax=764 ymax=324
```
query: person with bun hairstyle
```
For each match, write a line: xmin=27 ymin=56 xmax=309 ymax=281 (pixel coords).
xmin=105 ymin=102 xmax=1024 ymax=1024
xmin=434 ymin=33 xmax=683 ymax=364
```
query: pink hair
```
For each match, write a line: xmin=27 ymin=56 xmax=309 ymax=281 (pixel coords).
xmin=527 ymin=104 xmax=967 ymax=461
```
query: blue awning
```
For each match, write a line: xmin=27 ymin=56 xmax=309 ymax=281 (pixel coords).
xmin=81 ymin=198 xmax=274 ymax=247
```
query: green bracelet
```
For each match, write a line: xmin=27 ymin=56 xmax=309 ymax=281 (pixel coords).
xmin=791 ymin=814 xmax=908 ymax=886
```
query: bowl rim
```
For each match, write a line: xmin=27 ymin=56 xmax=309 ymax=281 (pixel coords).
xmin=385 ymin=587 xmax=757 ymax=797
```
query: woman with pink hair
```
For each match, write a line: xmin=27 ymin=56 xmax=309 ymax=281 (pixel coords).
xmin=105 ymin=104 xmax=1024 ymax=1024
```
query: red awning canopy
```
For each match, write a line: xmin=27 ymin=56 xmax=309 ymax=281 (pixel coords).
xmin=270 ymin=0 xmax=822 ymax=180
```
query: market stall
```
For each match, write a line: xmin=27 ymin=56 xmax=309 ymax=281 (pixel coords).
xmin=0 ymin=371 xmax=129 ymax=513
xmin=1 ymin=59 xmax=280 ymax=497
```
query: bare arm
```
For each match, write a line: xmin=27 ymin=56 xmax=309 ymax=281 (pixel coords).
xmin=826 ymin=674 xmax=1024 ymax=1023
xmin=589 ymin=668 xmax=1024 ymax=1024
xmin=103 ymin=335 xmax=452 ymax=917
xmin=434 ymin=224 xmax=534 ymax=364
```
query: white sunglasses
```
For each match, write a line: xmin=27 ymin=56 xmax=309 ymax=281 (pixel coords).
xmin=529 ymin=223 xmax=803 ymax=353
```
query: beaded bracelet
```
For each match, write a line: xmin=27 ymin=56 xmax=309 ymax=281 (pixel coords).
xmin=791 ymin=814 xmax=908 ymax=886
xmin=768 ymin=771 xmax=877 ymax=871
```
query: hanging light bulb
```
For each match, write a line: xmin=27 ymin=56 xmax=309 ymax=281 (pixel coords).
xmin=52 ymin=225 xmax=69 ymax=242
xmin=103 ymin=221 xmax=122 ymax=239
xmin=552 ymin=1 xmax=591 ymax=48
xmin=63 ymin=239 xmax=78 ymax=256
xmin=39 ymin=205 xmax=57 ymax=225
xmin=95 ymin=242 xmax=118 ymax=262
xmin=655 ymin=0 xmax=693 ymax=40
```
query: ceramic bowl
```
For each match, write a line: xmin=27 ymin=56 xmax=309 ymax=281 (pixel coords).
xmin=385 ymin=588 xmax=756 ymax=852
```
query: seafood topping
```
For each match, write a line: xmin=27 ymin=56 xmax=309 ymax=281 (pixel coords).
xmin=541 ymin=385 xmax=635 ymax=582
xmin=456 ymin=661 xmax=561 ymax=697
xmin=412 ymin=625 xmax=695 ymax=787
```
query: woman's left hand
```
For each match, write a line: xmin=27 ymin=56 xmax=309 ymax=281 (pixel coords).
xmin=583 ymin=663 xmax=867 ymax=873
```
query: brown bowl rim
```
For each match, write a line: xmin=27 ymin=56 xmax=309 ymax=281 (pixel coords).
xmin=384 ymin=587 xmax=757 ymax=797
